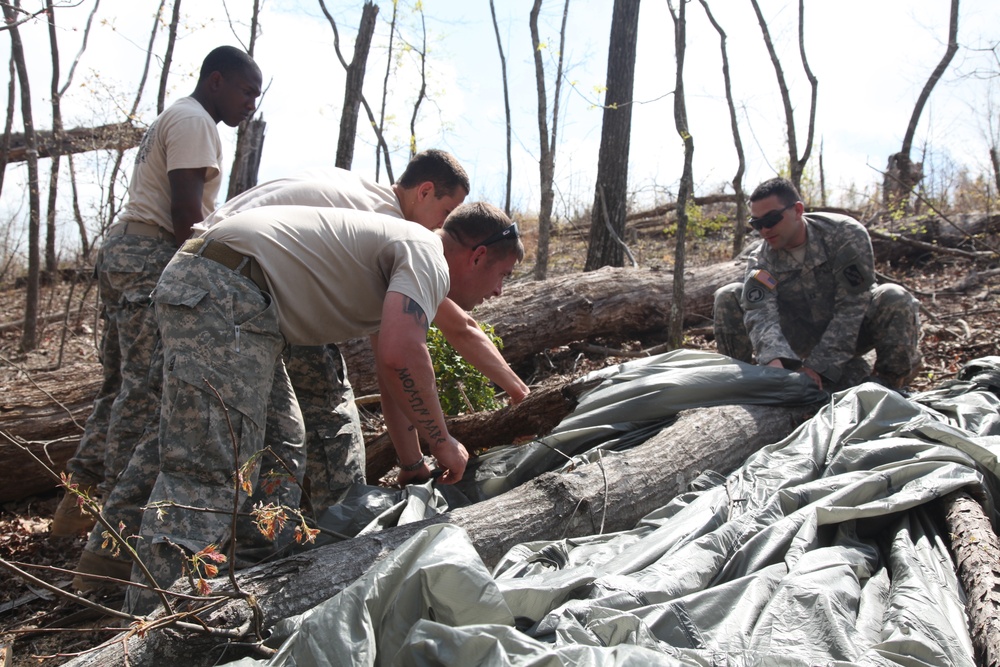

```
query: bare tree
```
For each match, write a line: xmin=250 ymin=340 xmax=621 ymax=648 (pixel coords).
xmin=529 ymin=0 xmax=570 ymax=281
xmin=2 ymin=0 xmax=41 ymax=351
xmin=749 ymin=0 xmax=817 ymax=192
xmin=583 ymin=0 xmax=640 ymax=272
xmin=407 ymin=5 xmax=427 ymax=158
xmin=318 ymin=0 xmax=378 ymax=170
xmin=44 ymin=0 xmax=101 ymax=275
xmin=0 ymin=53 xmax=15 ymax=198
xmin=883 ymin=0 xmax=960 ymax=215
xmin=699 ymin=0 xmax=747 ymax=257
xmin=666 ymin=0 xmax=693 ymax=349
xmin=488 ymin=0 xmax=513 ymax=216
xmin=375 ymin=0 xmax=398 ymax=183
xmin=156 ymin=0 xmax=182 ymax=115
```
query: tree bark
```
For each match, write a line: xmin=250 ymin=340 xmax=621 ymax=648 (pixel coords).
xmin=0 ymin=362 xmax=94 ymax=502
xmin=156 ymin=0 xmax=181 ymax=114
xmin=329 ymin=1 xmax=378 ymax=170
xmin=374 ymin=1 xmax=397 ymax=183
xmin=667 ymin=0 xmax=693 ymax=349
xmin=935 ymin=490 xmax=1000 ymax=667
xmin=584 ymin=0 xmax=640 ymax=272
xmin=1 ymin=122 xmax=144 ymax=163
xmin=225 ymin=117 xmax=266 ymax=200
xmin=528 ymin=0 xmax=570 ymax=281
xmin=2 ymin=1 xmax=41 ymax=353
xmin=64 ymin=402 xmax=814 ymax=667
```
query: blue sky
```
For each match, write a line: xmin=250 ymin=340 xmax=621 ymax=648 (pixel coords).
xmin=3 ymin=0 xmax=998 ymax=252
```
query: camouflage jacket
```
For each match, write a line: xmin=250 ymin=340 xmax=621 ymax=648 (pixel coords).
xmin=740 ymin=213 xmax=875 ymax=382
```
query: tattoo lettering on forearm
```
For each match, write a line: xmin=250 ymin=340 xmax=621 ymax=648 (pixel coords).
xmin=396 ymin=368 xmax=428 ymax=415
xmin=396 ymin=367 xmax=446 ymax=446
xmin=401 ymin=296 xmax=429 ymax=331
xmin=417 ymin=418 xmax=446 ymax=447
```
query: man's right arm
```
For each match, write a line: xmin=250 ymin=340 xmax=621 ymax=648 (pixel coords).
xmin=373 ymin=292 xmax=469 ymax=485
xmin=742 ymin=258 xmax=798 ymax=368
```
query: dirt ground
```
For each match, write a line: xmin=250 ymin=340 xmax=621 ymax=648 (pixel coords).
xmin=0 ymin=218 xmax=997 ymax=665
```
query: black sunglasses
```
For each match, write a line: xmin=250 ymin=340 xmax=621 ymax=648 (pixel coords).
xmin=749 ymin=202 xmax=797 ymax=231
xmin=478 ymin=222 xmax=520 ymax=247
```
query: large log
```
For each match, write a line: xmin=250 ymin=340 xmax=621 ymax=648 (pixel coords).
xmin=65 ymin=401 xmax=814 ymax=667
xmin=870 ymin=212 xmax=1000 ymax=263
xmin=2 ymin=122 xmax=145 ymax=163
xmin=0 ymin=363 xmax=96 ymax=501
xmin=937 ymin=490 xmax=1000 ymax=667
xmin=342 ymin=262 xmax=744 ymax=396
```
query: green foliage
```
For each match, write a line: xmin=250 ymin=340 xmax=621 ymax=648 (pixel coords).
xmin=661 ymin=202 xmax=728 ymax=238
xmin=427 ymin=323 xmax=501 ymax=415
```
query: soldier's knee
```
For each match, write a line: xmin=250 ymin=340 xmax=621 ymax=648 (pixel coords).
xmin=873 ymin=283 xmax=917 ymax=310
xmin=713 ymin=282 xmax=743 ymax=312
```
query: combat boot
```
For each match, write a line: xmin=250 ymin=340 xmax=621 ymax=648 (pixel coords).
xmin=50 ymin=487 xmax=98 ymax=537
xmin=71 ymin=550 xmax=132 ymax=592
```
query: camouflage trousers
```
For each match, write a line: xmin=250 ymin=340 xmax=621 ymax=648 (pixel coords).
xmin=118 ymin=251 xmax=305 ymax=615
xmin=82 ymin=347 xmax=361 ymax=578
xmin=66 ymin=229 xmax=177 ymax=495
xmin=713 ymin=282 xmax=922 ymax=387
xmin=285 ymin=344 xmax=365 ymax=511
xmin=64 ymin=306 xmax=118 ymax=488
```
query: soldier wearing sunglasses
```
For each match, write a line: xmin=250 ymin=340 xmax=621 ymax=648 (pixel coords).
xmin=713 ymin=177 xmax=921 ymax=392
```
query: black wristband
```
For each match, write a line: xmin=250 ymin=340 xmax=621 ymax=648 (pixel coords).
xmin=400 ymin=457 xmax=425 ymax=472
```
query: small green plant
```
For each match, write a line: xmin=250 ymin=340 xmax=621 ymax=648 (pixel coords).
xmin=661 ymin=202 xmax=728 ymax=238
xmin=427 ymin=323 xmax=502 ymax=415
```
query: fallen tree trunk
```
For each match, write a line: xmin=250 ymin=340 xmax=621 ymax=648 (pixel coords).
xmin=65 ymin=401 xmax=815 ymax=667
xmin=2 ymin=121 xmax=144 ymax=163
xmin=870 ymin=212 xmax=1000 ymax=263
xmin=0 ymin=363 xmax=95 ymax=501
xmin=937 ymin=490 xmax=1000 ymax=667
xmin=342 ymin=262 xmax=744 ymax=396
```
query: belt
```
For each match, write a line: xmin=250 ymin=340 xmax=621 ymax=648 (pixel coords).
xmin=116 ymin=221 xmax=177 ymax=245
xmin=180 ymin=238 xmax=268 ymax=292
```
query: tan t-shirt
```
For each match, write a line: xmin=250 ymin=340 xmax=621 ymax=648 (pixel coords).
xmin=201 ymin=205 xmax=449 ymax=345
xmin=193 ymin=168 xmax=401 ymax=234
xmin=119 ymin=96 xmax=223 ymax=232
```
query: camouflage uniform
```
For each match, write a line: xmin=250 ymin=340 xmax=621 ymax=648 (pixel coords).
xmin=122 ymin=250 xmax=304 ymax=615
xmin=64 ymin=307 xmax=118 ymax=488
xmin=713 ymin=213 xmax=921 ymax=388
xmin=90 ymin=228 xmax=178 ymax=495
xmin=285 ymin=345 xmax=365 ymax=510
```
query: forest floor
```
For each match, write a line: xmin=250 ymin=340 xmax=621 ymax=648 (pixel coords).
xmin=0 ymin=214 xmax=998 ymax=665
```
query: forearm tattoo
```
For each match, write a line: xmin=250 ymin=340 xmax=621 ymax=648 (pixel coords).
xmin=401 ymin=296 xmax=429 ymax=331
xmin=396 ymin=366 xmax=446 ymax=447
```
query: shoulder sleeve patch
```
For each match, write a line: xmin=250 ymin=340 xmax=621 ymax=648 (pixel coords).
xmin=745 ymin=284 xmax=767 ymax=304
xmin=750 ymin=269 xmax=777 ymax=290
xmin=843 ymin=263 xmax=864 ymax=287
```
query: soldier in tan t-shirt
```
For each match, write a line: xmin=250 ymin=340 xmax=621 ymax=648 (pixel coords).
xmin=116 ymin=202 xmax=522 ymax=614
xmin=194 ymin=151 xmax=529 ymax=511
xmin=58 ymin=47 xmax=261 ymax=556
